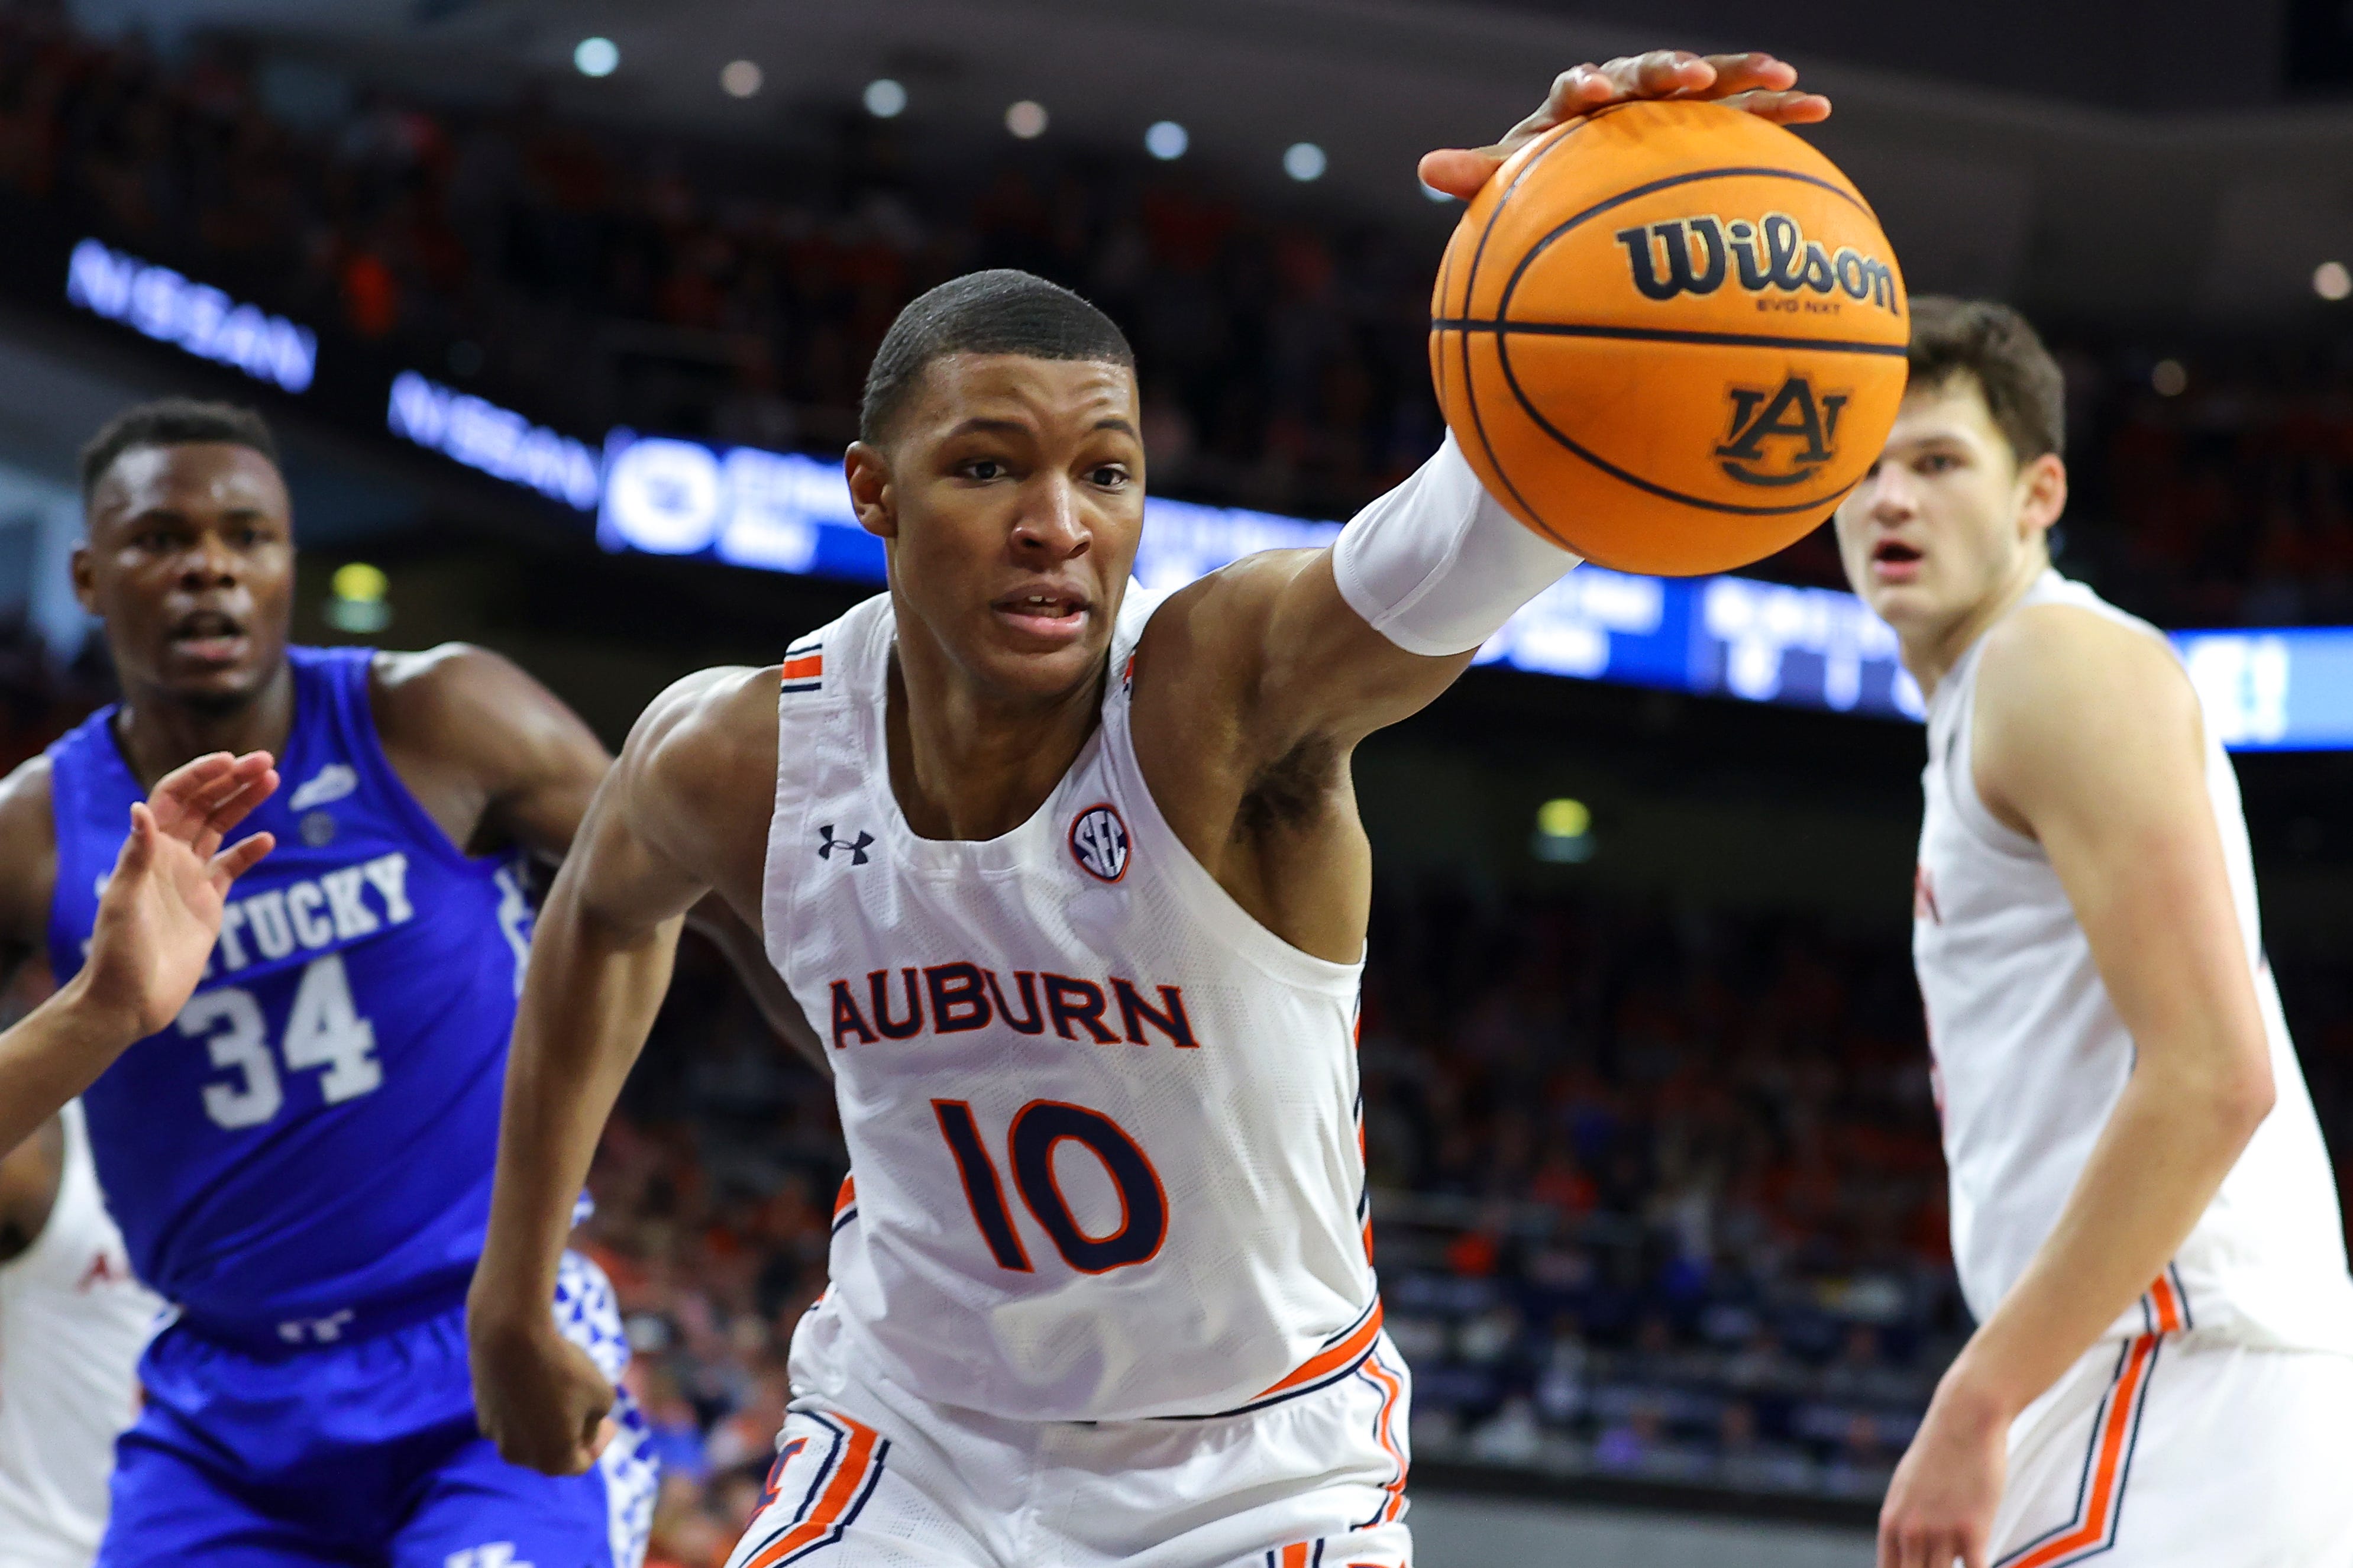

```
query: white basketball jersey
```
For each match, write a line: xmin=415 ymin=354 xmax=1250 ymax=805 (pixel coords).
xmin=762 ymin=589 xmax=1378 ymax=1422
xmin=1914 ymin=570 xmax=2353 ymax=1352
xmin=0 ymin=1101 xmax=161 ymax=1567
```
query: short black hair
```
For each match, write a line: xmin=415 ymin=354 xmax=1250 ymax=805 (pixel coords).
xmin=80 ymin=398 xmax=280 ymax=502
xmin=1906 ymin=298 xmax=2065 ymax=465
xmin=859 ymin=269 xmax=1134 ymax=444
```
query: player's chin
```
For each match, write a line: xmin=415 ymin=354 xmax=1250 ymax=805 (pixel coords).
xmin=971 ymin=631 xmax=1107 ymax=700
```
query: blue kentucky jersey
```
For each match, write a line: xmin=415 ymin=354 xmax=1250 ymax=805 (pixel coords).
xmin=46 ymin=645 xmax=534 ymax=1334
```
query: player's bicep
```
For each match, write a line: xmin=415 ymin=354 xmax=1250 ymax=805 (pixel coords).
xmin=555 ymin=674 xmax=744 ymax=936
xmin=1976 ymin=615 xmax=2267 ymax=1080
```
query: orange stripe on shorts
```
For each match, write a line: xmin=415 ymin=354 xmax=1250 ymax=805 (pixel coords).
xmin=744 ymin=1415 xmax=885 ymax=1568
xmin=2007 ymin=1335 xmax=2158 ymax=1568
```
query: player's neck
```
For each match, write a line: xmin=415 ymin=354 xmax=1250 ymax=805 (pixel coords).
xmin=884 ymin=645 xmax=1105 ymax=843
xmin=111 ymin=659 xmax=297 ymax=791
xmin=1901 ymin=555 xmax=2049 ymax=700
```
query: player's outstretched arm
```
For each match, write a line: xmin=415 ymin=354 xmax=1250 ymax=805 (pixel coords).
xmin=0 ymin=752 xmax=277 ymax=1157
xmin=467 ymin=664 xmax=777 ymax=1476
xmin=1877 ymin=607 xmax=2277 ymax=1568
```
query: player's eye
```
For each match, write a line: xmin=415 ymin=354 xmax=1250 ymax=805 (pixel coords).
xmin=1920 ymin=453 xmax=1957 ymax=474
xmin=959 ymin=458 xmax=1009 ymax=482
xmin=1087 ymin=464 xmax=1130 ymax=490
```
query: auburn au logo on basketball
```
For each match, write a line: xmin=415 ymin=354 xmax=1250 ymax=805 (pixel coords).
xmin=1715 ymin=376 xmax=1850 ymax=487
xmin=1614 ymin=212 xmax=1898 ymax=313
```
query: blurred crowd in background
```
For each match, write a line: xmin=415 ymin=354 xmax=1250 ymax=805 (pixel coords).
xmin=4 ymin=5 xmax=2353 ymax=626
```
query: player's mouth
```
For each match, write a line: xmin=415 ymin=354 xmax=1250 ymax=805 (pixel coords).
xmin=167 ymin=609 xmax=250 ymax=668
xmin=1870 ymin=539 xmax=1924 ymax=585
xmin=990 ymin=587 xmax=1090 ymax=646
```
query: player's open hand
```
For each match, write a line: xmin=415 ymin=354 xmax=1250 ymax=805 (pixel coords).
xmin=1419 ymin=51 xmax=1831 ymax=201
xmin=1877 ymin=1382 xmax=2006 ymax=1568
xmin=468 ymin=1307 xmax=619 ymax=1476
xmin=81 ymin=750 xmax=277 ymax=1039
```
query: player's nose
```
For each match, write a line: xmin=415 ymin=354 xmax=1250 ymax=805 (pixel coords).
xmin=1010 ymin=474 xmax=1092 ymax=558
xmin=177 ymin=529 xmax=243 ymax=587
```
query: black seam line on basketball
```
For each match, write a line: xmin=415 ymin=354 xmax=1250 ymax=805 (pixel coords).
xmin=1455 ymin=119 xmax=1592 ymax=539
xmin=1489 ymin=319 xmax=1863 ymax=518
xmin=1485 ymin=165 xmax=1892 ymax=380
xmin=1434 ymin=319 xmax=1908 ymax=357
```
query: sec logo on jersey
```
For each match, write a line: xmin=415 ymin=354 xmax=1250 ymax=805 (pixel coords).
xmin=1069 ymin=803 xmax=1130 ymax=883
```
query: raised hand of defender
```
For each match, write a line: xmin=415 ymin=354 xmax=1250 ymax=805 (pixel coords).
xmin=1419 ymin=50 xmax=1831 ymax=201
xmin=83 ymin=751 xmax=279 ymax=1038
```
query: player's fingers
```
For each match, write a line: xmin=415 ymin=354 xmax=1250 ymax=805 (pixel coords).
xmin=202 ymin=770 xmax=280 ymax=840
xmin=1595 ymin=49 xmax=1712 ymax=103
xmin=1714 ymin=87 xmax=1833 ymax=124
xmin=114 ymin=801 xmax=159 ymax=878
xmin=1694 ymin=51 xmax=1799 ymax=97
xmin=591 ymin=1414 xmax=620 ymax=1459
xmin=1416 ymin=146 xmax=1504 ymax=200
xmin=209 ymin=830 xmax=276 ymax=890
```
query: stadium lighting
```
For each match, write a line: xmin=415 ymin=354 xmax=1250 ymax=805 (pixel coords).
xmin=1005 ymin=101 xmax=1048 ymax=140
xmin=573 ymin=37 xmax=619 ymax=77
xmin=1284 ymin=142 xmax=1327 ymax=182
xmin=2318 ymin=261 xmax=2352 ymax=302
xmin=325 ymin=562 xmax=392 ymax=633
xmin=864 ymin=79 xmax=907 ymax=118
xmin=720 ymin=60 xmax=762 ymax=99
xmin=1145 ymin=121 xmax=1188 ymax=160
xmin=2152 ymin=358 xmax=2187 ymax=396
xmin=1532 ymin=797 xmax=1595 ymax=863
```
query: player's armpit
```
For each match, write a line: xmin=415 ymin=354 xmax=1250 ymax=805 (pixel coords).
xmin=0 ymin=756 xmax=57 ymax=988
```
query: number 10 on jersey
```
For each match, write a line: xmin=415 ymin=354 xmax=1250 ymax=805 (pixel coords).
xmin=932 ymin=1098 xmax=1168 ymax=1274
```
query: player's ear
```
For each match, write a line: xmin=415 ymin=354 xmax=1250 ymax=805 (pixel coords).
xmin=2017 ymin=451 xmax=2067 ymax=545
xmin=69 ymin=540 xmax=98 ymax=613
xmin=845 ymin=442 xmax=898 ymax=542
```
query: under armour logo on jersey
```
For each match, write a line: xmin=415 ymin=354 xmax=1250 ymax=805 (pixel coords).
xmin=1069 ymin=803 xmax=1130 ymax=882
xmin=817 ymin=825 xmax=874 ymax=865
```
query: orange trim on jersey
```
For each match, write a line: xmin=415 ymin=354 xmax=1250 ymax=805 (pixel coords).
xmin=1279 ymin=1547 xmax=1310 ymax=1568
xmin=832 ymin=1175 xmax=856 ymax=1221
xmin=2147 ymin=1270 xmax=2184 ymax=1334
xmin=1359 ymin=1349 xmax=1410 ymax=1528
xmin=1256 ymin=1301 xmax=1385 ymax=1399
xmin=743 ymin=1414 xmax=885 ymax=1568
xmin=781 ymin=654 xmax=824 ymax=683
xmin=2001 ymin=1335 xmax=2158 ymax=1568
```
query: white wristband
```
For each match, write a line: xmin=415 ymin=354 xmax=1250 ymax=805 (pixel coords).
xmin=1330 ymin=432 xmax=1580 ymax=657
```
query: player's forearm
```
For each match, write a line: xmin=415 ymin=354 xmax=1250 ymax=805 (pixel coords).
xmin=472 ymin=887 xmax=681 ymax=1323
xmin=1936 ymin=1045 xmax=2271 ymax=1425
xmin=0 ymin=971 xmax=145 ymax=1156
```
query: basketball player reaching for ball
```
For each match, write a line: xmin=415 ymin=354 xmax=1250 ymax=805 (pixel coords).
xmin=466 ymin=51 xmax=1827 ymax=1568
xmin=1838 ymin=301 xmax=2353 ymax=1568
xmin=0 ymin=399 xmax=678 ymax=1567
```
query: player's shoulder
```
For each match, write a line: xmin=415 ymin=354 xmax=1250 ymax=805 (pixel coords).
xmin=367 ymin=641 xmax=537 ymax=729
xmin=625 ymin=664 xmax=779 ymax=810
xmin=0 ymin=752 xmax=57 ymax=927
xmin=1976 ymin=600 xmax=2190 ymax=727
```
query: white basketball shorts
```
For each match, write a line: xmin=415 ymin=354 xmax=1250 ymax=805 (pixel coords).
xmin=1990 ymin=1329 xmax=2353 ymax=1566
xmin=723 ymin=1299 xmax=1414 ymax=1568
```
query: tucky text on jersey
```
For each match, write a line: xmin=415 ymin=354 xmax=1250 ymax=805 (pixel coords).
xmin=203 ymin=852 xmax=415 ymax=977
xmin=827 ymin=964 xmax=1198 ymax=1052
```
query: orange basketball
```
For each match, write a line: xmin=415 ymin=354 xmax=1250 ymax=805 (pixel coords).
xmin=1430 ymin=100 xmax=1909 ymax=576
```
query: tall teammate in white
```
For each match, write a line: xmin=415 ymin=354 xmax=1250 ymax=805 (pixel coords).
xmin=464 ymin=50 xmax=1831 ymax=1568
xmin=0 ymin=1102 xmax=163 ymax=1568
xmin=1838 ymin=299 xmax=2353 ymax=1568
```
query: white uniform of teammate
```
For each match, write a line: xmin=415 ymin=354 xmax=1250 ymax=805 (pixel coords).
xmin=730 ymin=586 xmax=1411 ymax=1568
xmin=1915 ymin=570 xmax=2353 ymax=1567
xmin=0 ymin=1101 xmax=162 ymax=1568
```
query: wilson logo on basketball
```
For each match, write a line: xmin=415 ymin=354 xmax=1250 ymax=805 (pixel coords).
xmin=1069 ymin=804 xmax=1130 ymax=882
xmin=1715 ymin=376 xmax=1849 ymax=488
xmin=1614 ymin=212 xmax=1898 ymax=313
